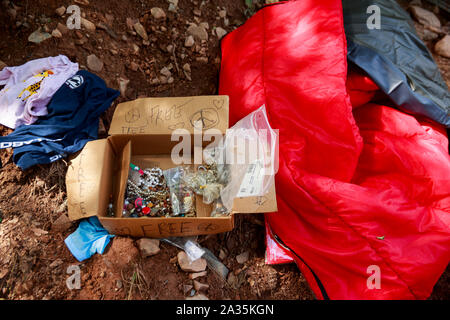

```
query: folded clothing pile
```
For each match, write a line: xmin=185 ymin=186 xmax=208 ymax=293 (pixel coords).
xmin=0 ymin=70 xmax=119 ymax=170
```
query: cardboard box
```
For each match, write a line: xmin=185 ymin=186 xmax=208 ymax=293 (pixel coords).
xmin=66 ymin=96 xmax=277 ymax=238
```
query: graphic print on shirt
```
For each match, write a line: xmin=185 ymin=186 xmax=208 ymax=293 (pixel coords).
xmin=17 ymin=70 xmax=54 ymax=101
xmin=65 ymin=74 xmax=84 ymax=89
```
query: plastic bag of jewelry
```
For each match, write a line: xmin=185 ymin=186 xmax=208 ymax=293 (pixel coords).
xmin=205 ymin=105 xmax=278 ymax=215
xmin=124 ymin=165 xmax=172 ymax=217
xmin=163 ymin=166 xmax=196 ymax=217
xmin=183 ymin=162 xmax=225 ymax=204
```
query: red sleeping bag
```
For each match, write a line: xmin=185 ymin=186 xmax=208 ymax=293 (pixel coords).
xmin=219 ymin=0 xmax=450 ymax=299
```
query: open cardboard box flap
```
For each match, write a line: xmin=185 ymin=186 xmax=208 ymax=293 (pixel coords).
xmin=108 ymin=96 xmax=229 ymax=135
xmin=66 ymin=95 xmax=278 ymax=237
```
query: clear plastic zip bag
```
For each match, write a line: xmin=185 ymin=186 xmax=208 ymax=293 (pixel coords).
xmin=205 ymin=105 xmax=278 ymax=216
xmin=163 ymin=166 xmax=196 ymax=217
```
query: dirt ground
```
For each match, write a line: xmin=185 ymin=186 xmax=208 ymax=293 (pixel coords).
xmin=0 ymin=0 xmax=448 ymax=300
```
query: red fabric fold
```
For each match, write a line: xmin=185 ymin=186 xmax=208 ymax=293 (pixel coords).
xmin=220 ymin=0 xmax=450 ymax=299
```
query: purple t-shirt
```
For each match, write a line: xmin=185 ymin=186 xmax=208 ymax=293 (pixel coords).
xmin=0 ymin=55 xmax=79 ymax=129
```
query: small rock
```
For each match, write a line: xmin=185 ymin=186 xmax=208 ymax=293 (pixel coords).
xmin=189 ymin=271 xmax=207 ymax=280
xmin=151 ymin=7 xmax=166 ymax=19
xmin=81 ymin=17 xmax=96 ymax=31
xmin=110 ymin=49 xmax=118 ymax=55
xmin=199 ymin=22 xmax=209 ymax=30
xmin=183 ymin=284 xmax=193 ymax=294
xmin=159 ymin=76 xmax=168 ymax=84
xmin=118 ymin=77 xmax=130 ymax=97
xmin=219 ymin=10 xmax=227 ymax=18
xmin=133 ymin=22 xmax=148 ymax=41
xmin=185 ymin=35 xmax=195 ymax=47
xmin=183 ymin=63 xmax=191 ymax=73
xmin=435 ymin=35 xmax=450 ymax=58
xmin=422 ymin=29 xmax=438 ymax=41
xmin=49 ymin=259 xmax=63 ymax=269
xmin=32 ymin=227 xmax=48 ymax=236
xmin=236 ymin=251 xmax=249 ymax=264
xmin=7 ymin=8 xmax=17 ymax=20
xmin=193 ymin=9 xmax=201 ymax=17
xmin=28 ymin=28 xmax=52 ymax=44
xmin=187 ymin=23 xmax=208 ymax=41
xmin=185 ymin=294 xmax=209 ymax=300
xmin=215 ymin=27 xmax=227 ymax=40
xmin=137 ymin=238 xmax=160 ymax=257
xmin=87 ymin=54 xmax=103 ymax=72
xmin=196 ymin=57 xmax=208 ymax=63
xmin=177 ymin=251 xmax=207 ymax=272
xmin=160 ymin=67 xmax=172 ymax=77
xmin=116 ymin=279 xmax=123 ymax=289
xmin=169 ymin=3 xmax=177 ymax=12
xmin=51 ymin=28 xmax=62 ymax=38
xmin=57 ymin=22 xmax=69 ymax=35
xmin=193 ymin=280 xmax=209 ymax=292
xmin=167 ymin=76 xmax=174 ymax=84
xmin=51 ymin=213 xmax=72 ymax=232
xmin=132 ymin=43 xmax=140 ymax=54
xmin=129 ymin=61 xmax=139 ymax=72
xmin=166 ymin=44 xmax=174 ymax=53
xmin=55 ymin=6 xmax=66 ymax=17
xmin=126 ymin=17 xmax=137 ymax=30
xmin=219 ymin=249 xmax=227 ymax=260
xmin=183 ymin=63 xmax=192 ymax=81
xmin=409 ymin=6 xmax=441 ymax=29
xmin=160 ymin=26 xmax=167 ymax=32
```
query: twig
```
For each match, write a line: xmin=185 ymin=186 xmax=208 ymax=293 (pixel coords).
xmin=171 ymin=42 xmax=180 ymax=75
xmin=127 ymin=271 xmax=136 ymax=300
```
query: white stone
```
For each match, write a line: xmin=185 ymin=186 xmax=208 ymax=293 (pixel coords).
xmin=409 ymin=6 xmax=441 ymax=28
xmin=178 ymin=251 xmax=207 ymax=272
xmin=151 ymin=7 xmax=166 ymax=19
xmin=137 ymin=238 xmax=160 ymax=257
xmin=55 ymin=6 xmax=66 ymax=17
xmin=435 ymin=35 xmax=450 ymax=58
xmin=185 ymin=35 xmax=194 ymax=47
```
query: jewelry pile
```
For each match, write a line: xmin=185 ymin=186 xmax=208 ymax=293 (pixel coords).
xmin=122 ymin=164 xmax=173 ymax=217
xmin=120 ymin=161 xmax=231 ymax=218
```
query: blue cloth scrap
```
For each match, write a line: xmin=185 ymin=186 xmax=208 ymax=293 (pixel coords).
xmin=64 ymin=216 xmax=114 ymax=262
